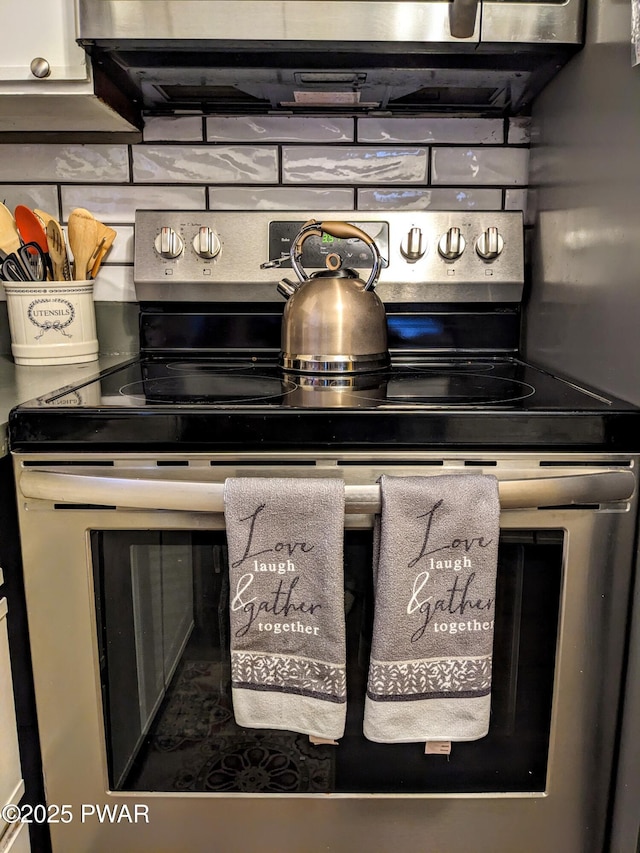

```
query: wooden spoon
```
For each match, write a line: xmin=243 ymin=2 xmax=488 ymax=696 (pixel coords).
xmin=0 ymin=203 xmax=22 ymax=254
xmin=67 ymin=208 xmax=99 ymax=281
xmin=15 ymin=205 xmax=54 ymax=280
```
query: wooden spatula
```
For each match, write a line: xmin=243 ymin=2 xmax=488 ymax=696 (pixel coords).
xmin=68 ymin=208 xmax=100 ymax=281
xmin=0 ymin=202 xmax=22 ymax=254
xmin=90 ymin=224 xmax=117 ymax=278
xmin=34 ymin=209 xmax=57 ymax=230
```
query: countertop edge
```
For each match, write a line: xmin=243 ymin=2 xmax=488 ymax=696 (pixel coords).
xmin=0 ymin=354 xmax=136 ymax=458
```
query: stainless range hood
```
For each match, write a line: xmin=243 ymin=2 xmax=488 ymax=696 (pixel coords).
xmin=78 ymin=0 xmax=585 ymax=118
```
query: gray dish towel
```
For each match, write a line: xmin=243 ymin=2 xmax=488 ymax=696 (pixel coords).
xmin=364 ymin=474 xmax=500 ymax=743
xmin=224 ymin=478 xmax=347 ymax=740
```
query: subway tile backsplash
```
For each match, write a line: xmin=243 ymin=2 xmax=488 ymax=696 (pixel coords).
xmin=132 ymin=145 xmax=279 ymax=183
xmin=206 ymin=116 xmax=354 ymax=142
xmin=357 ymin=117 xmax=503 ymax=144
xmin=0 ymin=145 xmax=129 ymax=183
xmin=0 ymin=115 xmax=529 ymax=303
xmin=431 ymin=147 xmax=529 ymax=186
xmin=282 ymin=146 xmax=429 ymax=184
xmin=61 ymin=186 xmax=207 ymax=223
xmin=207 ymin=187 xmax=355 ymax=210
xmin=0 ymin=185 xmax=60 ymax=219
xmin=507 ymin=117 xmax=532 ymax=145
xmin=142 ymin=116 xmax=205 ymax=143
xmin=357 ymin=188 xmax=503 ymax=211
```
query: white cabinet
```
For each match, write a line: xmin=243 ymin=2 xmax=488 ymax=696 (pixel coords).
xmin=1 ymin=0 xmax=87 ymax=82
xmin=0 ymin=0 xmax=139 ymax=135
xmin=0 ymin=595 xmax=25 ymax=845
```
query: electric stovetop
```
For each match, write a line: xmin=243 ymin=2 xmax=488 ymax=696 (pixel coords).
xmin=9 ymin=355 xmax=640 ymax=452
xmin=8 ymin=211 xmax=640 ymax=452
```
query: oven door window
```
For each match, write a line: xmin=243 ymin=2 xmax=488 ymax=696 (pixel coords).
xmin=91 ymin=529 xmax=562 ymax=794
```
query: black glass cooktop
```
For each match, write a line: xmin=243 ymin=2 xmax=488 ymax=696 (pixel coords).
xmin=119 ymin=359 xmax=539 ymax=407
xmin=9 ymin=356 xmax=640 ymax=451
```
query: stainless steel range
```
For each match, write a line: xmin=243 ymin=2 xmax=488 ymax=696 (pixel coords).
xmin=9 ymin=210 xmax=640 ymax=853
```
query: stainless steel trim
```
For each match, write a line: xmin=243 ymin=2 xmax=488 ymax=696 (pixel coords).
xmin=79 ymin=0 xmax=480 ymax=43
xmin=79 ymin=0 xmax=584 ymax=45
xmin=79 ymin=0 xmax=584 ymax=44
xmin=19 ymin=469 xmax=635 ymax=513
xmin=134 ymin=210 xmax=525 ymax=304
xmin=280 ymin=353 xmax=390 ymax=373
xmin=482 ymin=0 xmax=584 ymax=44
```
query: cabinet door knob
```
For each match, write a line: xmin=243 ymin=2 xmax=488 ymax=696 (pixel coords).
xmin=30 ymin=58 xmax=52 ymax=79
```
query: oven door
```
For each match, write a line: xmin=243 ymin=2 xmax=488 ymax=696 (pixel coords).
xmin=14 ymin=452 xmax=637 ymax=853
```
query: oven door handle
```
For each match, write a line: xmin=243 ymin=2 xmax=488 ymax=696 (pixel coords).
xmin=18 ymin=469 xmax=635 ymax=512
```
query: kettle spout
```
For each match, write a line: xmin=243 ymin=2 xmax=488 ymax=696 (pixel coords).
xmin=277 ymin=278 xmax=300 ymax=300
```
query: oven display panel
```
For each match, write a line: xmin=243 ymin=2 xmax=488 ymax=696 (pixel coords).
xmin=268 ymin=220 xmax=389 ymax=269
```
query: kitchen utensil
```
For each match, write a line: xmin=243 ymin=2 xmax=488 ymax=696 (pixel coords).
xmin=68 ymin=208 xmax=99 ymax=280
xmin=34 ymin=209 xmax=57 ymax=230
xmin=14 ymin=205 xmax=54 ymax=280
xmin=266 ymin=219 xmax=389 ymax=374
xmin=87 ymin=237 xmax=106 ymax=280
xmin=46 ymin=218 xmax=72 ymax=281
xmin=89 ymin=224 xmax=117 ymax=278
xmin=0 ymin=203 xmax=22 ymax=254
xmin=1 ymin=242 xmax=47 ymax=282
xmin=1 ymin=257 xmax=30 ymax=282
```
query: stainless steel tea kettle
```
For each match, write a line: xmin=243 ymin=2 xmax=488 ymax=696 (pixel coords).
xmin=264 ymin=219 xmax=389 ymax=374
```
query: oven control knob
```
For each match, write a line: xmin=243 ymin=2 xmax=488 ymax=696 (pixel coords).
xmin=400 ymin=226 xmax=427 ymax=262
xmin=154 ymin=227 xmax=184 ymax=259
xmin=438 ymin=227 xmax=466 ymax=260
xmin=193 ymin=226 xmax=221 ymax=260
xmin=476 ymin=226 xmax=504 ymax=261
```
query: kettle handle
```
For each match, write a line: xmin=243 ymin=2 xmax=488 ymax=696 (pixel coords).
xmin=291 ymin=219 xmax=383 ymax=291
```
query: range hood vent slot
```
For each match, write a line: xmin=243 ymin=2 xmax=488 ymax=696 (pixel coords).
xmin=389 ymin=86 xmax=506 ymax=108
xmin=154 ymin=85 xmax=271 ymax=111
xmin=295 ymin=73 xmax=367 ymax=86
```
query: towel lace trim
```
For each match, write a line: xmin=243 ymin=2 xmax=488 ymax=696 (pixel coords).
xmin=232 ymin=651 xmax=347 ymax=702
xmin=367 ymin=656 xmax=491 ymax=700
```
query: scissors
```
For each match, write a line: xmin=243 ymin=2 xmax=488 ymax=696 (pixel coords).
xmin=0 ymin=242 xmax=48 ymax=282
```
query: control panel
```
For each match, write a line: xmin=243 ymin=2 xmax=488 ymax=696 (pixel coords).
xmin=134 ymin=210 xmax=524 ymax=303
xmin=267 ymin=220 xmax=389 ymax=270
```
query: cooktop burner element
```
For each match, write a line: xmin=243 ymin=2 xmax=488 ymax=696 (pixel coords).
xmin=119 ymin=367 xmax=298 ymax=406
xmin=115 ymin=360 xmax=536 ymax=408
